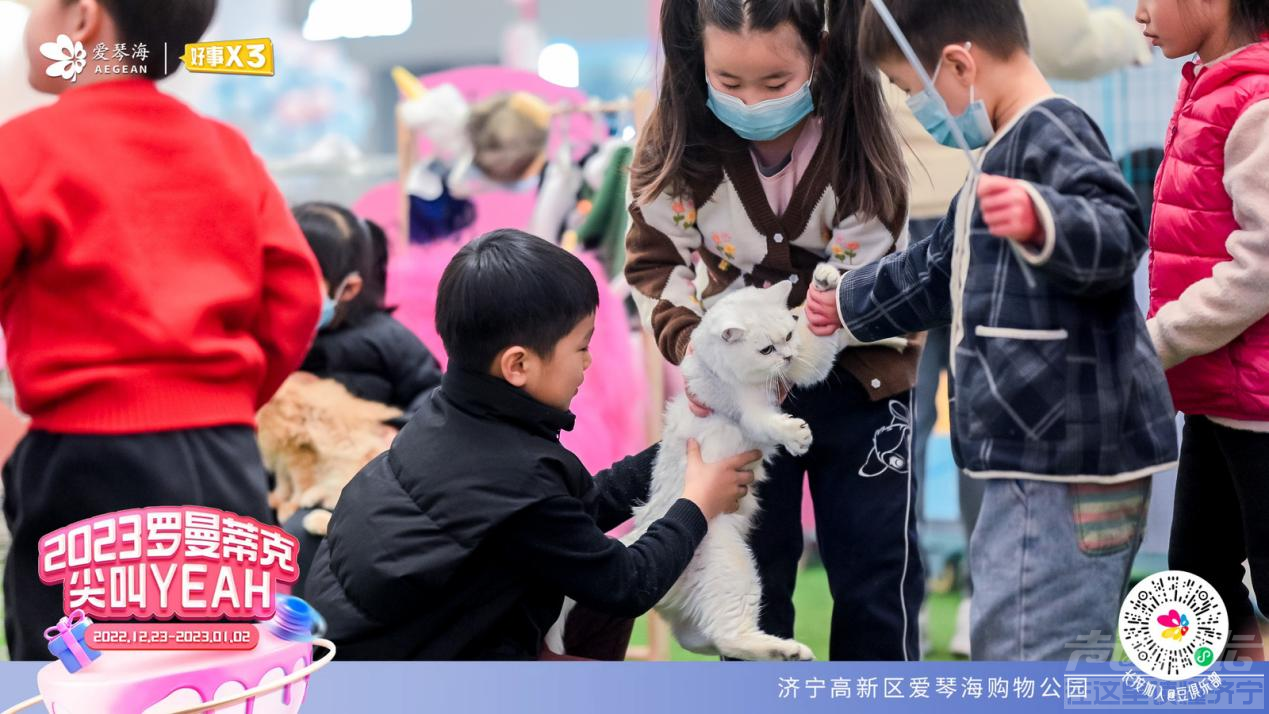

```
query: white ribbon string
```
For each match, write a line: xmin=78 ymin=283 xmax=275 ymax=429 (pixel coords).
xmin=866 ymin=0 xmax=980 ymax=176
xmin=866 ymin=0 xmax=1037 ymax=289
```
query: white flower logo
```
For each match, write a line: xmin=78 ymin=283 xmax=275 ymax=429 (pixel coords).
xmin=40 ymin=34 xmax=87 ymax=82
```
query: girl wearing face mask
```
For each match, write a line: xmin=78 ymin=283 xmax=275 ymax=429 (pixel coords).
xmin=294 ymin=202 xmax=442 ymax=423
xmin=1137 ymin=0 xmax=1269 ymax=660
xmin=625 ymin=0 xmax=922 ymax=661
xmin=284 ymin=203 xmax=442 ymax=595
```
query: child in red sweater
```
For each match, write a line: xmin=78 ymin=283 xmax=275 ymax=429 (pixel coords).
xmin=0 ymin=0 xmax=321 ymax=659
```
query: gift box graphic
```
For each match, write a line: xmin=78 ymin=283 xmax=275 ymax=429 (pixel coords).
xmin=44 ymin=610 xmax=101 ymax=673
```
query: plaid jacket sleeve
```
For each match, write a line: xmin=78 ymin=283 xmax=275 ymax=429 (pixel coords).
xmin=1009 ymin=104 xmax=1147 ymax=296
xmin=836 ymin=212 xmax=955 ymax=342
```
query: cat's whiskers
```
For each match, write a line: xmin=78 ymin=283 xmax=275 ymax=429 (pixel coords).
xmin=767 ymin=370 xmax=791 ymax=404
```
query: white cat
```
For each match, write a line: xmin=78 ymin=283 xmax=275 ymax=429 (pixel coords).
xmin=549 ymin=264 xmax=903 ymax=660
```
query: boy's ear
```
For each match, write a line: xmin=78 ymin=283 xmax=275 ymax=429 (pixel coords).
xmin=496 ymin=346 xmax=532 ymax=387
xmin=942 ymin=43 xmax=977 ymax=87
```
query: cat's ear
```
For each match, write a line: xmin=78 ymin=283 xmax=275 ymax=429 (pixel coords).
xmin=767 ymin=280 xmax=794 ymax=304
xmin=720 ymin=325 xmax=747 ymax=343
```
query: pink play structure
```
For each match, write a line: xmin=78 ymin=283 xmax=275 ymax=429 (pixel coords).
xmin=354 ymin=66 xmax=648 ymax=477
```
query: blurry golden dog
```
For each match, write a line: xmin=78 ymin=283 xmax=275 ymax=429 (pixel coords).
xmin=257 ymin=372 xmax=401 ymax=535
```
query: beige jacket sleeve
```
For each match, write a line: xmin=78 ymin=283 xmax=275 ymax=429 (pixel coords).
xmin=1021 ymin=0 xmax=1152 ymax=81
xmin=625 ymin=192 xmax=706 ymax=365
xmin=1148 ymin=100 xmax=1269 ymax=370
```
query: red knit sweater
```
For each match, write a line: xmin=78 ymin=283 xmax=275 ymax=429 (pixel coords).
xmin=0 ymin=79 xmax=321 ymax=434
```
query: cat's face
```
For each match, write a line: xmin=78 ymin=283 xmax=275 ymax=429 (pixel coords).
xmin=694 ymin=281 xmax=801 ymax=386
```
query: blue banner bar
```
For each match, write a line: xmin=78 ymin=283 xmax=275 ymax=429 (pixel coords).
xmin=1 ymin=661 xmax=1264 ymax=712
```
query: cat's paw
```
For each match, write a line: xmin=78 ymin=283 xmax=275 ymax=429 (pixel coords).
xmin=302 ymin=509 xmax=332 ymax=536
xmin=774 ymin=640 xmax=815 ymax=662
xmin=812 ymin=263 xmax=841 ymax=292
xmin=773 ymin=415 xmax=813 ymax=456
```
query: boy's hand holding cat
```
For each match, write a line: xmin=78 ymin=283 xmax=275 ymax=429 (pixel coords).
xmin=682 ymin=438 xmax=763 ymax=519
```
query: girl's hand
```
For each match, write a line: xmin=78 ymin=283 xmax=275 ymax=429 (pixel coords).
xmin=977 ymin=175 xmax=1043 ymax=246
xmin=681 ymin=439 xmax=762 ymax=519
xmin=805 ymin=285 xmax=842 ymax=336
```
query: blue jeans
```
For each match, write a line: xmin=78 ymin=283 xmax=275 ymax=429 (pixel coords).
xmin=970 ymin=477 xmax=1150 ymax=660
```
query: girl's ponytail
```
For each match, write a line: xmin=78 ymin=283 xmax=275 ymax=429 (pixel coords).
xmin=362 ymin=218 xmax=391 ymax=311
xmin=819 ymin=0 xmax=908 ymax=235
xmin=631 ymin=0 xmax=736 ymax=203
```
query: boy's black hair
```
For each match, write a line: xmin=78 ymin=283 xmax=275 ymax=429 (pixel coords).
xmin=75 ymin=0 xmax=217 ymax=79
xmin=437 ymin=229 xmax=599 ymax=372
xmin=858 ymin=0 xmax=1030 ymax=72
xmin=293 ymin=202 xmax=385 ymax=328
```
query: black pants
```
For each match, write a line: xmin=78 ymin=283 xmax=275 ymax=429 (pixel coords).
xmin=750 ymin=369 xmax=924 ymax=660
xmin=1169 ymin=415 xmax=1269 ymax=659
xmin=2 ymin=427 xmax=273 ymax=660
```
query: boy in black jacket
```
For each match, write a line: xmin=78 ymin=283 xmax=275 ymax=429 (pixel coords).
xmin=305 ymin=229 xmax=759 ymax=660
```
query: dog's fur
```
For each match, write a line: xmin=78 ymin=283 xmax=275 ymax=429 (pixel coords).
xmin=257 ymin=372 xmax=401 ymax=535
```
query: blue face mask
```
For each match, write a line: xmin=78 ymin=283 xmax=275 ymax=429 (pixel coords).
xmin=316 ymin=273 xmax=357 ymax=331
xmin=706 ymin=75 xmax=815 ymax=142
xmin=317 ymin=296 xmax=337 ymax=330
xmin=906 ymin=57 xmax=994 ymax=150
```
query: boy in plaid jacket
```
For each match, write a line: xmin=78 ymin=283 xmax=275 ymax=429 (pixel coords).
xmin=807 ymin=0 xmax=1177 ymax=659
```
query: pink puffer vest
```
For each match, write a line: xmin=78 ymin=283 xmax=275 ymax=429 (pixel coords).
xmin=1148 ymin=40 xmax=1269 ymax=419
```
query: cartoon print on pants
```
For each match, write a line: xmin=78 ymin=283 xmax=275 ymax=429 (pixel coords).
xmin=860 ymin=400 xmax=911 ymax=478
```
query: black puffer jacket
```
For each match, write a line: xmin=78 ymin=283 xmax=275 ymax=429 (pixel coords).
xmin=300 ymin=311 xmax=441 ymax=420
xmin=304 ymin=369 xmax=705 ymax=660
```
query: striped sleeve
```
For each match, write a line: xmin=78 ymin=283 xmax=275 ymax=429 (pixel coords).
xmin=625 ymin=192 xmax=705 ymax=365
xmin=836 ymin=214 xmax=956 ymax=341
xmin=1009 ymin=105 xmax=1146 ymax=296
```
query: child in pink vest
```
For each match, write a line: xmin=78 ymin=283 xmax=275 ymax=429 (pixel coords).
xmin=1138 ymin=0 xmax=1269 ymax=659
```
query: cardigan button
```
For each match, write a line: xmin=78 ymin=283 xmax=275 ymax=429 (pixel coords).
xmin=871 ymin=379 xmax=882 ymax=389
xmin=773 ymin=233 xmax=784 ymax=243
xmin=789 ymin=275 xmax=799 ymax=285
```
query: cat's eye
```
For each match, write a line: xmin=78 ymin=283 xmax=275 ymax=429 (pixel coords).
xmin=786 ymin=332 xmax=793 ymax=342
xmin=760 ymin=346 xmax=776 ymax=356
